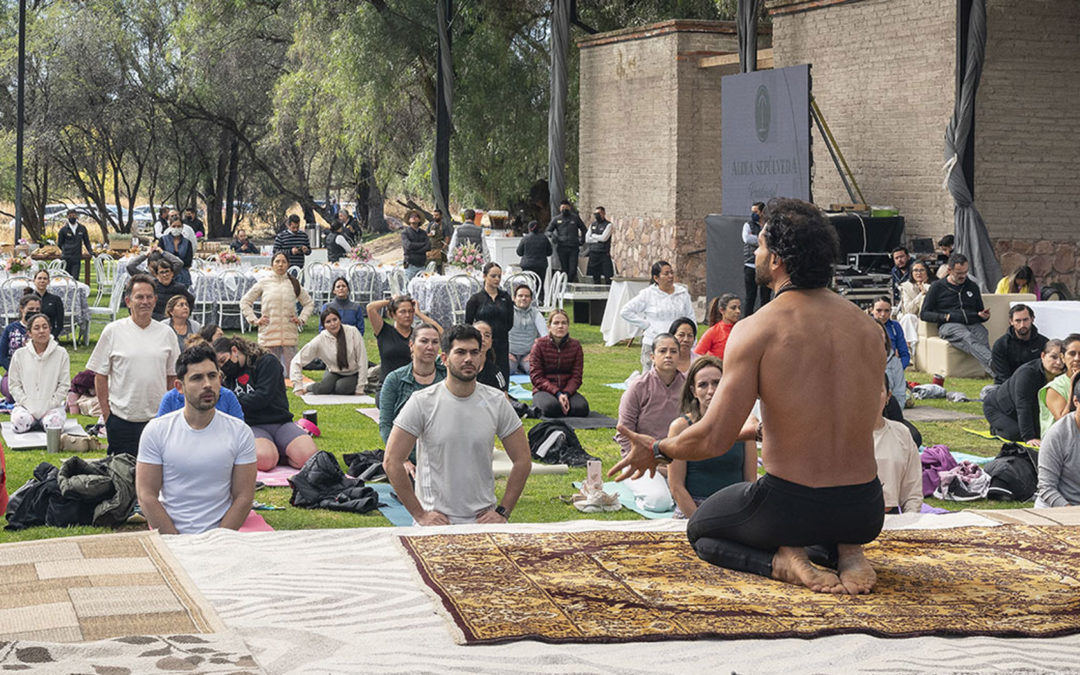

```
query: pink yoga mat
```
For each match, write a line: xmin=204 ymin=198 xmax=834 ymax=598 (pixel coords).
xmin=240 ymin=511 xmax=274 ymax=532
xmin=257 ymin=465 xmax=300 ymax=487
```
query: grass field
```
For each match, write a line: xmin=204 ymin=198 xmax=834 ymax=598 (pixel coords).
xmin=0 ymin=265 xmax=1023 ymax=543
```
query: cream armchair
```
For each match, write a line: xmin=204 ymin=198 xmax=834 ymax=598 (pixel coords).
xmin=913 ymin=293 xmax=1036 ymax=378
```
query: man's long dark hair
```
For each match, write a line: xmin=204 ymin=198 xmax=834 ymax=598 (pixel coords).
xmin=761 ymin=198 xmax=839 ymax=289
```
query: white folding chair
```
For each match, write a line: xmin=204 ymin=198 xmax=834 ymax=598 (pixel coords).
xmin=86 ymin=281 xmax=125 ymax=345
xmin=51 ymin=278 xmax=83 ymax=350
xmin=0 ymin=277 xmax=30 ymax=328
xmin=188 ymin=269 xmax=214 ymax=326
xmin=504 ymin=271 xmax=540 ymax=297
xmin=304 ymin=262 xmax=333 ymax=307
xmin=537 ymin=269 xmax=561 ymax=313
xmin=217 ymin=269 xmax=249 ymax=333
xmin=387 ymin=268 xmax=407 ymax=297
xmin=445 ymin=274 xmax=480 ymax=326
xmin=548 ymin=270 xmax=568 ymax=310
xmin=348 ymin=262 xmax=381 ymax=305
xmin=45 ymin=259 xmax=66 ymax=272
xmin=93 ymin=254 xmax=117 ymax=306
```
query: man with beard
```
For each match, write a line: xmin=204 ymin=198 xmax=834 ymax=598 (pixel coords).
xmin=613 ymin=197 xmax=886 ymax=595
xmin=991 ymin=304 xmax=1049 ymax=384
xmin=136 ymin=344 xmax=256 ymax=534
xmin=384 ymin=324 xmax=531 ymax=525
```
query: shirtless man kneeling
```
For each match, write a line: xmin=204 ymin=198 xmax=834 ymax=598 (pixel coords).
xmin=613 ymin=197 xmax=886 ymax=594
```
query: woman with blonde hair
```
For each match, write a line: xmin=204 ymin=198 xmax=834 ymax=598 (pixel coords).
xmin=666 ymin=356 xmax=755 ymax=518
xmin=240 ymin=252 xmax=315 ymax=370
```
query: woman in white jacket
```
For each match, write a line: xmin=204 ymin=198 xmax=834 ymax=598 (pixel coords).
xmin=620 ymin=260 xmax=695 ymax=372
xmin=289 ymin=307 xmax=369 ymax=396
xmin=9 ymin=313 xmax=69 ymax=433
xmin=241 ymin=252 xmax=315 ymax=370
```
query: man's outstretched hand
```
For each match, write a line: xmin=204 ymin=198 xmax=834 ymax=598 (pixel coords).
xmin=609 ymin=425 xmax=659 ymax=481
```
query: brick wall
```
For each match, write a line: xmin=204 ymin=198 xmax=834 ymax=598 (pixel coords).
xmin=979 ymin=0 xmax=1080 ymax=296
xmin=767 ymin=0 xmax=957 ymax=241
xmin=767 ymin=0 xmax=1080 ymax=295
xmin=578 ymin=21 xmax=747 ymax=295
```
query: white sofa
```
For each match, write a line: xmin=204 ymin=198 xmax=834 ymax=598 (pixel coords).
xmin=913 ymin=292 xmax=1036 ymax=378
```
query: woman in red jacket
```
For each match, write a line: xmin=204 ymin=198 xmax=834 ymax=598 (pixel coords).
xmin=529 ymin=309 xmax=589 ymax=417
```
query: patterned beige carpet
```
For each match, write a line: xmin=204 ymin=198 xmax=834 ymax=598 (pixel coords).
xmin=401 ymin=525 xmax=1080 ymax=644
xmin=0 ymin=531 xmax=226 ymax=643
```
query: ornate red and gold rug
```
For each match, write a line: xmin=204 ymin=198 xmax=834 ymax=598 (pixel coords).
xmin=400 ymin=525 xmax=1080 ymax=645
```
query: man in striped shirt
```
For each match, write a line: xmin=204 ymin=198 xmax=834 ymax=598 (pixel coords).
xmin=273 ymin=214 xmax=311 ymax=270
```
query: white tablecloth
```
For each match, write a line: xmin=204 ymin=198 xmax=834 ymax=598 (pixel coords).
xmin=0 ymin=276 xmax=90 ymax=329
xmin=1011 ymin=300 xmax=1080 ymax=340
xmin=601 ymin=278 xmax=651 ymax=346
xmin=407 ymin=271 xmax=482 ymax=330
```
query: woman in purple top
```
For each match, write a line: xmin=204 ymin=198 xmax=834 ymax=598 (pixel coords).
xmin=614 ymin=334 xmax=685 ymax=512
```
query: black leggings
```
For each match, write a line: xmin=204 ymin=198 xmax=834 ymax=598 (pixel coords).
xmin=982 ymin=398 xmax=1021 ymax=441
xmin=533 ymin=391 xmax=590 ymax=417
xmin=686 ymin=474 xmax=884 ymax=578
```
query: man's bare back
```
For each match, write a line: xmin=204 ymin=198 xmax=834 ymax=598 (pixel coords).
xmin=743 ymin=286 xmax=884 ymax=487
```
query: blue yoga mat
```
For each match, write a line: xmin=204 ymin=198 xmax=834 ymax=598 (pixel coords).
xmin=573 ymin=481 xmax=674 ymax=520
xmin=509 ymin=374 xmax=531 ymax=384
xmin=604 ymin=382 xmax=629 ymax=390
xmin=370 ymin=483 xmax=414 ymax=527
xmin=508 ymin=383 xmax=532 ymax=401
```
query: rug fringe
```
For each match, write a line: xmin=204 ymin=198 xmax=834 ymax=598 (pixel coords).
xmin=393 ymin=535 xmax=469 ymax=646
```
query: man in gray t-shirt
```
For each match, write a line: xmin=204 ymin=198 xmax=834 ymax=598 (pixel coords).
xmin=1036 ymin=377 xmax=1080 ymax=508
xmin=385 ymin=325 xmax=532 ymax=525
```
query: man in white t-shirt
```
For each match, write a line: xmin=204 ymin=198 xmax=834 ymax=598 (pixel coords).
xmin=87 ymin=273 xmax=181 ymax=455
xmin=385 ymin=324 xmax=532 ymax=525
xmin=136 ymin=344 xmax=257 ymax=534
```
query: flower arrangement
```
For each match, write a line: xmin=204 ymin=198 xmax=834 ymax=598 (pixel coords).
xmin=4 ymin=255 xmax=34 ymax=274
xmin=449 ymin=241 xmax=484 ymax=272
xmin=347 ymin=244 xmax=373 ymax=263
xmin=217 ymin=249 xmax=239 ymax=265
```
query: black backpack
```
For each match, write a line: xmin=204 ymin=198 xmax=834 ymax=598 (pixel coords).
xmin=983 ymin=443 xmax=1039 ymax=502
xmin=526 ymin=420 xmax=598 ymax=467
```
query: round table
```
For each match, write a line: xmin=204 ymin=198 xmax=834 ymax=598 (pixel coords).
xmin=407 ymin=271 xmax=482 ymax=330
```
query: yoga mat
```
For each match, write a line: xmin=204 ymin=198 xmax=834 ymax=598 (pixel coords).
xmin=573 ymin=480 xmax=674 ymax=520
xmin=950 ymin=451 xmax=994 ymax=465
xmin=1 ymin=418 xmax=87 ymax=450
xmin=493 ymin=449 xmax=568 ymax=477
xmin=401 ymin=525 xmax=1080 ymax=645
xmin=540 ymin=412 xmax=618 ymax=430
xmin=257 ymin=465 xmax=300 ymax=487
xmin=371 ymin=483 xmax=413 ymax=527
xmin=507 ymin=383 xmax=532 ymax=401
xmin=603 ymin=382 xmax=629 ymax=390
xmin=356 ymin=407 xmax=381 ymax=423
xmin=509 ymin=374 xmax=530 ymax=384
xmin=962 ymin=427 xmax=1038 ymax=449
xmin=239 ymin=511 xmax=275 ymax=532
xmin=300 ymin=393 xmax=376 ymax=406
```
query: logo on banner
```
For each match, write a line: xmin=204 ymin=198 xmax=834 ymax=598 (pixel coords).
xmin=755 ymin=85 xmax=770 ymax=142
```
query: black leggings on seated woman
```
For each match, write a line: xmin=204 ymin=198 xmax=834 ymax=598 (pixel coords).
xmin=532 ymin=391 xmax=590 ymax=417
xmin=309 ymin=372 xmax=359 ymax=395
xmin=686 ymin=474 xmax=884 ymax=578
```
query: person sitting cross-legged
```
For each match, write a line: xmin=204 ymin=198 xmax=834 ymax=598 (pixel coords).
xmin=9 ymin=313 xmax=69 ymax=433
xmin=0 ymin=293 xmax=41 ymax=403
xmin=290 ymin=307 xmax=368 ymax=396
xmin=920 ymin=253 xmax=992 ymax=375
xmin=383 ymin=324 xmax=532 ymax=525
xmin=871 ymin=296 xmax=910 ymax=406
xmin=136 ymin=344 xmax=257 ymax=534
xmin=666 ymin=356 xmax=756 ymax=519
xmin=613 ymin=333 xmax=685 ymax=512
xmin=213 ymin=336 xmax=317 ymax=471
xmin=508 ymin=284 xmax=546 ymax=375
xmin=991 ymin=304 xmax=1049 ymax=385
xmin=378 ymin=322 xmax=446 ymax=445
xmin=983 ymin=340 xmax=1064 ymax=446
xmin=1036 ymin=374 xmax=1080 ymax=508
xmin=529 ymin=309 xmax=589 ymax=418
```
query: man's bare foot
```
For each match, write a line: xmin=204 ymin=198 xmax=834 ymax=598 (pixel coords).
xmin=772 ymin=546 xmax=844 ymax=593
xmin=837 ymin=544 xmax=876 ymax=594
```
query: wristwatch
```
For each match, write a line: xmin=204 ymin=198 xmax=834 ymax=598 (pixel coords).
xmin=652 ymin=440 xmax=671 ymax=464
xmin=494 ymin=505 xmax=509 ymax=519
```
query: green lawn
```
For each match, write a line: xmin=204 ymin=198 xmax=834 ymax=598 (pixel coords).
xmin=0 ymin=268 xmax=1025 ymax=543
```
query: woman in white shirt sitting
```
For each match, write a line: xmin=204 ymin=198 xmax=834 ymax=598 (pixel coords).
xmin=9 ymin=313 xmax=70 ymax=433
xmin=897 ymin=260 xmax=932 ymax=355
xmin=290 ymin=307 xmax=368 ymax=396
